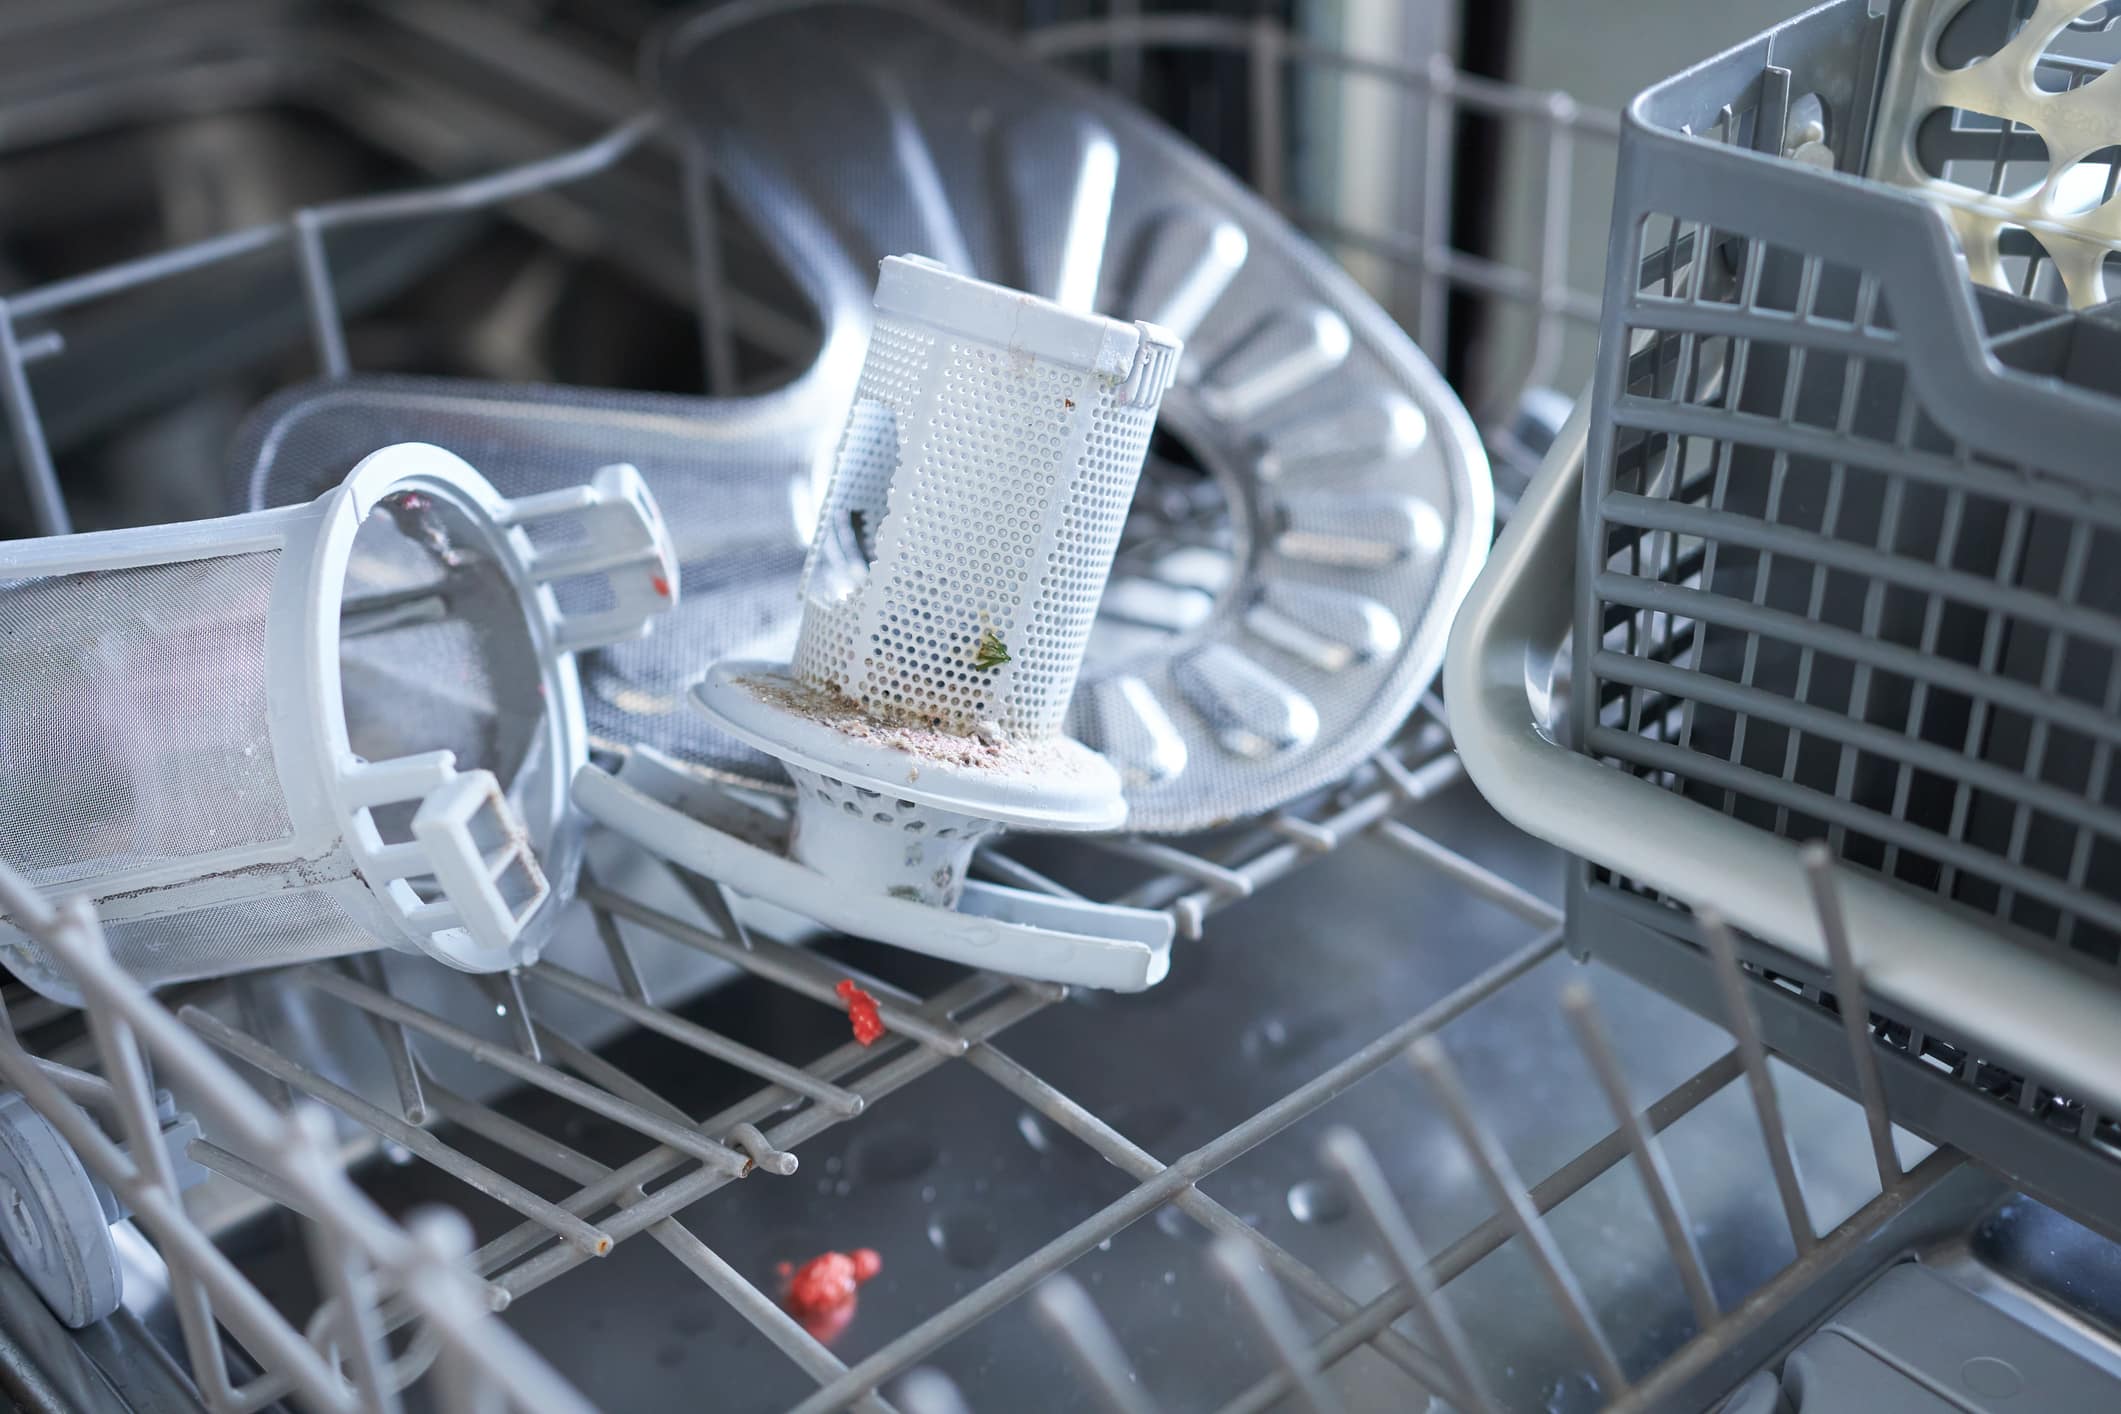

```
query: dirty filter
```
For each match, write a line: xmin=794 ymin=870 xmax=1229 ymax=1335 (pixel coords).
xmin=579 ymin=255 xmax=1182 ymax=989
xmin=0 ymin=444 xmax=677 ymax=999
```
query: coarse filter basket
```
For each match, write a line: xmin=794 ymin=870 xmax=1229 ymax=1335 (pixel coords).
xmin=0 ymin=444 xmax=678 ymax=1000
xmin=581 ymin=255 xmax=1180 ymax=990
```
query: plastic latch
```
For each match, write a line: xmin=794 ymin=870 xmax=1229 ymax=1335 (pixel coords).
xmin=499 ymin=462 xmax=680 ymax=654
xmin=410 ymin=770 xmax=549 ymax=953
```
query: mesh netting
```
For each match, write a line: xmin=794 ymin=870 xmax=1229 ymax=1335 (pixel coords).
xmin=0 ymin=552 xmax=290 ymax=889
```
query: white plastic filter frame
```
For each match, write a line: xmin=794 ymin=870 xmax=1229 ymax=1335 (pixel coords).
xmin=581 ymin=255 xmax=1181 ymax=991
xmin=0 ymin=444 xmax=678 ymax=1001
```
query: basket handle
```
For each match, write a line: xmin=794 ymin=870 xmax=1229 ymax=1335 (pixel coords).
xmin=1443 ymin=393 xmax=2121 ymax=1120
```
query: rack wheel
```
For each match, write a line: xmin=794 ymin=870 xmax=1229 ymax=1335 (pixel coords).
xmin=0 ymin=1091 xmax=121 ymax=1328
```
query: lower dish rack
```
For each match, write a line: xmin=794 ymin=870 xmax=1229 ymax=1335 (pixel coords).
xmin=1 ymin=5 xmax=2119 ymax=1414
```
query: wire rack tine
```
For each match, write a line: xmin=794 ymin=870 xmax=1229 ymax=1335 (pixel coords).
xmin=288 ymin=1105 xmax=400 ymax=1414
xmin=1558 ymin=982 xmax=1720 ymax=1329
xmin=1208 ymin=1237 xmax=1345 ymax=1414
xmin=0 ymin=862 xmax=591 ymax=1413
xmin=486 ymin=984 xmax=1049 ymax=1308
xmin=1697 ymin=908 xmax=1817 ymax=1254
xmin=444 ymin=972 xmax=1010 ymax=1294
xmin=476 ymin=971 xmax=543 ymax=1063
xmin=1374 ymin=818 xmax=1565 ymax=927
xmin=408 ymin=1210 xmax=508 ymax=1414
xmin=1218 ymin=1049 xmax=1742 ymax=1414
xmin=1031 ymin=1275 xmax=1163 ymax=1414
xmin=346 ymin=955 xmax=429 ymax=1125
xmin=1802 ymin=844 xmax=1901 ymax=1188
xmin=293 ymin=965 xmax=753 ymax=1176
xmin=965 ymin=1046 xmax=1443 ymax=1387
xmin=68 ymin=896 xmax=237 ymax=1407
xmin=180 ymin=1005 xmax=614 ymax=1257
xmin=1320 ymin=1126 xmax=1500 ymax=1414
xmin=525 ymin=960 xmax=863 ymax=1115
xmin=781 ymin=933 xmax=1564 ymax=1414
xmin=585 ymin=869 xmax=653 ymax=1005
xmin=1409 ymin=1034 xmax=1630 ymax=1396
xmin=581 ymin=882 xmax=975 ymax=1054
xmin=417 ymin=1082 xmax=893 ymax=1414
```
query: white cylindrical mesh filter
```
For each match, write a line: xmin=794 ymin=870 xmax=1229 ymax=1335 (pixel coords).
xmin=0 ymin=445 xmax=677 ymax=1000
xmin=794 ymin=255 xmax=1181 ymax=739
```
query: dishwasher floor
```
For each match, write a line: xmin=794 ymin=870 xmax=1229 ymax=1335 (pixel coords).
xmin=205 ymin=777 xmax=2024 ymax=1414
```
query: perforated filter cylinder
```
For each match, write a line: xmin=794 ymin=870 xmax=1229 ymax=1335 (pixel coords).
xmin=0 ymin=444 xmax=676 ymax=1001
xmin=793 ymin=255 xmax=1181 ymax=740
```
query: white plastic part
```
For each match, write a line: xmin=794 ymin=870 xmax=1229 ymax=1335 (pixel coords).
xmin=1869 ymin=0 xmax=2121 ymax=308
xmin=577 ymin=255 xmax=1180 ymax=989
xmin=0 ymin=444 xmax=678 ymax=999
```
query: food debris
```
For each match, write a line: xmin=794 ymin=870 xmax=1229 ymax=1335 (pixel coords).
xmin=777 ymin=1248 xmax=883 ymax=1343
xmin=836 ymin=978 xmax=885 ymax=1046
xmin=651 ymin=573 xmax=672 ymax=598
xmin=972 ymin=628 xmax=1011 ymax=671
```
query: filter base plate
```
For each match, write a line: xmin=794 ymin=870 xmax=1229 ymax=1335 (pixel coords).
xmin=692 ymin=661 xmax=1127 ymax=834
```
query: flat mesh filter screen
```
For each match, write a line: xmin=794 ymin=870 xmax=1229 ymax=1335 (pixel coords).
xmin=96 ymin=889 xmax=370 ymax=978
xmin=0 ymin=552 xmax=290 ymax=889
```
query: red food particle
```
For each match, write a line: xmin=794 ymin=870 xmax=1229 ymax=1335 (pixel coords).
xmin=777 ymin=1248 xmax=882 ymax=1343
xmin=836 ymin=979 xmax=885 ymax=1046
xmin=651 ymin=574 xmax=672 ymax=598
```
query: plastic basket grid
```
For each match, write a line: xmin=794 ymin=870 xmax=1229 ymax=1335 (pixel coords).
xmin=1572 ymin=0 xmax=2121 ymax=1178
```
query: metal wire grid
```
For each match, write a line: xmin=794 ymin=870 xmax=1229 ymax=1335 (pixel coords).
xmin=4 ymin=805 xmax=1990 ymax=1412
xmin=0 ymin=861 xmax=593 ymax=1414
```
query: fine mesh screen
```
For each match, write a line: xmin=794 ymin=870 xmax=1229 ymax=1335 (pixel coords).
xmin=95 ymin=889 xmax=371 ymax=978
xmin=0 ymin=552 xmax=290 ymax=889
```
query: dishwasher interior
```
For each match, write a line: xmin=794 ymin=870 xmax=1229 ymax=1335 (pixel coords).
xmin=0 ymin=1 xmax=2118 ymax=1411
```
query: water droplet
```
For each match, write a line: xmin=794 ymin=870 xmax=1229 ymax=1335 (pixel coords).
xmin=919 ymin=1184 xmax=937 ymax=1203
xmin=927 ymin=1209 xmax=1001 ymax=1269
xmin=382 ymin=1141 xmax=414 ymax=1167
xmin=850 ymin=1124 xmax=939 ymax=1184
xmin=1242 ymin=1017 xmax=1289 ymax=1058
xmin=825 ymin=1155 xmax=843 ymax=1175
xmin=1162 ymin=1270 xmax=1176 ymax=1285
xmin=1016 ymin=1110 xmax=1055 ymax=1154
xmin=1097 ymin=1237 xmax=1113 ymax=1252
xmin=1239 ymin=1012 xmax=1337 ymax=1066
xmin=1286 ymin=1178 xmax=1351 ymax=1225
xmin=834 ymin=1179 xmax=853 ymax=1197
